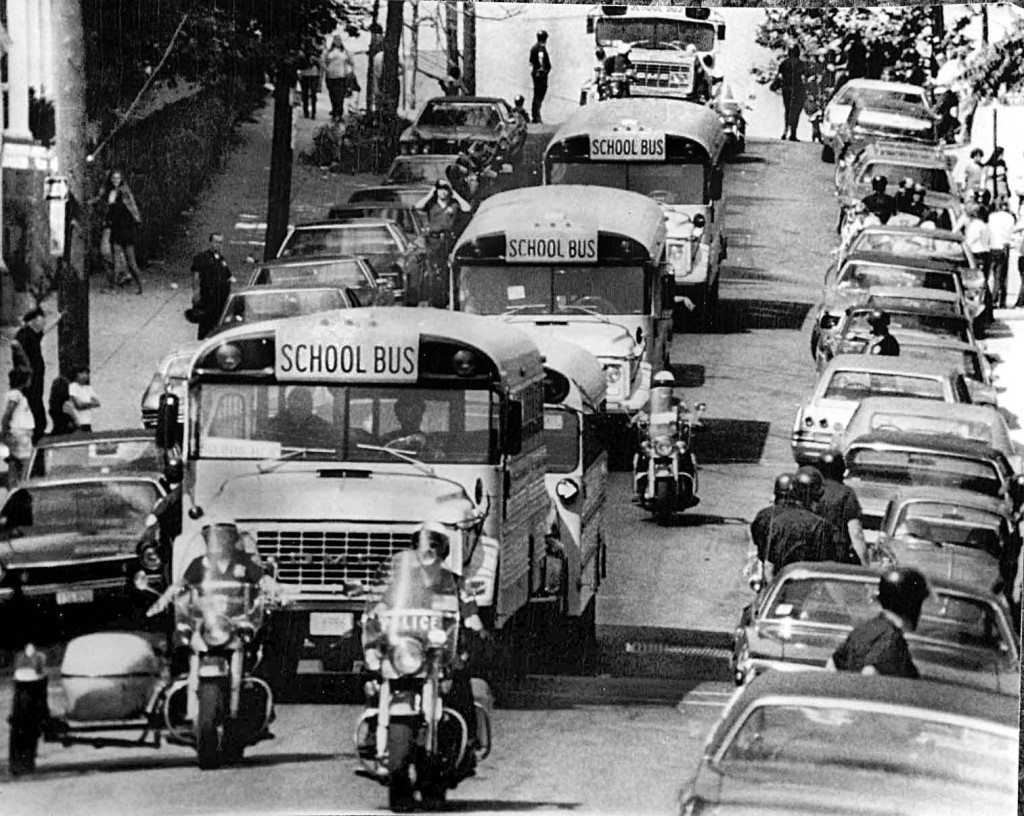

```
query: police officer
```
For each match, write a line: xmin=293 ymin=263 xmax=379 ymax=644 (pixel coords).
xmin=827 ymin=567 xmax=929 ymax=678
xmin=816 ymin=453 xmax=867 ymax=565
xmin=190 ymin=232 xmax=233 ymax=340
xmin=751 ymin=469 xmax=836 ymax=581
xmin=861 ymin=175 xmax=897 ymax=224
xmin=748 ymin=472 xmax=794 ymax=587
xmin=867 ymin=309 xmax=900 ymax=356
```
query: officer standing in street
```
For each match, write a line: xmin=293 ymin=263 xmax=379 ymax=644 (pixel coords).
xmin=861 ymin=175 xmax=897 ymax=224
xmin=12 ymin=308 xmax=50 ymax=442
xmin=190 ymin=232 xmax=233 ymax=340
xmin=867 ymin=309 xmax=900 ymax=356
xmin=528 ymin=30 xmax=552 ymax=124
xmin=751 ymin=469 xmax=837 ymax=582
xmin=808 ymin=455 xmax=866 ymax=565
xmin=827 ymin=567 xmax=929 ymax=678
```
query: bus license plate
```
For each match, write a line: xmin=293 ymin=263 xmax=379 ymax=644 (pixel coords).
xmin=56 ymin=588 xmax=94 ymax=605
xmin=309 ymin=612 xmax=354 ymax=637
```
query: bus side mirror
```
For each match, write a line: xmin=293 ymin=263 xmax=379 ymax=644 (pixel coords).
xmin=156 ymin=393 xmax=181 ymax=451
xmin=505 ymin=401 xmax=523 ymax=456
xmin=586 ymin=17 xmax=594 ymax=34
xmin=709 ymin=169 xmax=723 ymax=201
xmin=662 ymin=275 xmax=675 ymax=306
xmin=718 ymin=24 xmax=726 ymax=40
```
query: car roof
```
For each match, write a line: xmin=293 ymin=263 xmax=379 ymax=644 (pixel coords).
xmin=823 ymin=353 xmax=960 ymax=377
xmin=292 ymin=219 xmax=397 ymax=230
xmin=838 ymin=79 xmax=928 ymax=95
xmin=726 ymin=671 xmax=1016 ymax=730
xmin=887 ymin=486 xmax=1010 ymax=515
xmin=422 ymin=95 xmax=506 ymax=106
xmin=229 ymin=284 xmax=349 ymax=297
xmin=849 ymin=396 xmax=1002 ymax=424
xmin=853 ymin=225 xmax=964 ymax=244
xmin=841 ymin=249 xmax=961 ymax=274
xmin=256 ymin=254 xmax=366 ymax=269
xmin=776 ymin=560 xmax=1003 ymax=601
xmin=844 ymin=429 xmax=1003 ymax=460
xmin=34 ymin=429 xmax=155 ymax=449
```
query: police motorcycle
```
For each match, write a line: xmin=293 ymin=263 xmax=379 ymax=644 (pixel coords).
xmin=632 ymin=371 xmax=705 ymax=526
xmin=7 ymin=516 xmax=276 ymax=776
xmin=354 ymin=529 xmax=492 ymax=812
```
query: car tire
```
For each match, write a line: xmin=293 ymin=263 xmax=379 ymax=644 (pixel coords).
xmin=821 ymin=144 xmax=835 ymax=163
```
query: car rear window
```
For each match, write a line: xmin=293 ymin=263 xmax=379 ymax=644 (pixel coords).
xmin=253 ymin=260 xmax=369 ymax=289
xmin=824 ymin=370 xmax=946 ymax=401
xmin=850 ymin=233 xmax=968 ymax=266
xmin=846 ymin=448 xmax=1002 ymax=497
xmin=280 ymin=225 xmax=398 ymax=258
xmin=222 ymin=289 xmax=348 ymax=324
xmin=30 ymin=440 xmax=162 ymax=479
xmin=839 ymin=263 xmax=957 ymax=293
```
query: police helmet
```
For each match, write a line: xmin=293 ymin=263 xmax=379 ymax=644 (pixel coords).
xmin=412 ymin=520 xmax=452 ymax=562
xmin=537 ymin=30 xmax=549 ymax=41
xmin=514 ymin=95 xmax=525 ymax=107
xmin=773 ymin=472 xmax=795 ymax=501
xmin=871 ymin=175 xmax=888 ymax=192
xmin=653 ymin=371 xmax=676 ymax=388
xmin=819 ymin=451 xmax=846 ymax=481
xmin=867 ymin=308 xmax=890 ymax=328
xmin=793 ymin=466 xmax=824 ymax=507
xmin=201 ymin=509 xmax=238 ymax=533
xmin=912 ymin=183 xmax=927 ymax=198
xmin=878 ymin=567 xmax=930 ymax=625
xmin=900 ymin=176 xmax=915 ymax=190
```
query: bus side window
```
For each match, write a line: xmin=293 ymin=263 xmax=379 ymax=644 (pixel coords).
xmin=207 ymin=392 xmax=248 ymax=439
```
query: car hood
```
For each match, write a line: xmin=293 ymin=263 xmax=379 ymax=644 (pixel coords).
xmin=507 ymin=318 xmax=638 ymax=359
xmin=0 ymin=528 xmax=140 ymax=567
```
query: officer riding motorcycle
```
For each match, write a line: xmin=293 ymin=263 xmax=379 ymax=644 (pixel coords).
xmin=632 ymin=371 xmax=705 ymax=526
xmin=356 ymin=520 xmax=492 ymax=812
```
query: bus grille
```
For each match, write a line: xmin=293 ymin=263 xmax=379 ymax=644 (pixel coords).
xmin=633 ymin=62 xmax=691 ymax=89
xmin=253 ymin=526 xmax=414 ymax=589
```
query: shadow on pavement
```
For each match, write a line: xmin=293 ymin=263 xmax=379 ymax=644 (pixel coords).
xmin=696 ymin=419 xmax=771 ymax=464
xmin=725 ymin=153 xmax=766 ymax=166
xmin=445 ymin=800 xmax=579 ymax=812
xmin=669 ymin=363 xmax=706 ymax=388
xmin=716 ymin=298 xmax=812 ymax=333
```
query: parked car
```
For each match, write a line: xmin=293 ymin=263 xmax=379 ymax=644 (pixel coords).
xmin=867 ymin=339 xmax=997 ymax=406
xmin=399 ymin=96 xmax=526 ymax=162
xmin=277 ymin=219 xmax=429 ymax=304
xmin=383 ymin=155 xmax=456 ymax=187
xmin=792 ymin=356 xmax=972 ymax=465
xmin=678 ymin=671 xmax=1017 ymax=816
xmin=810 ymin=250 xmax=966 ymax=356
xmin=326 ymin=202 xmax=428 ymax=240
xmin=207 ymin=285 xmax=359 ymax=337
xmin=246 ymin=255 xmax=390 ymax=306
xmin=820 ymin=78 xmax=932 ymax=162
xmin=840 ymin=430 xmax=1022 ymax=532
xmin=731 ymin=561 xmax=1019 ymax=695
xmin=27 ymin=430 xmax=164 ymax=481
xmin=0 ymin=476 xmax=167 ymax=610
xmin=832 ymin=100 xmax=939 ymax=168
xmin=868 ymin=487 xmax=1020 ymax=601
xmin=140 ymin=345 xmax=198 ymax=430
xmin=348 ymin=185 xmax=429 ymax=207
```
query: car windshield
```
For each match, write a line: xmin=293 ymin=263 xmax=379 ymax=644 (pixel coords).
xmin=856 ymin=163 xmax=951 ymax=193
xmin=894 ymin=502 xmax=1005 ymax=557
xmin=386 ymin=158 xmax=453 ymax=185
xmin=863 ymin=411 xmax=996 ymax=445
xmin=458 ymin=265 xmax=645 ymax=316
xmin=547 ymin=161 xmax=706 ymax=205
xmin=220 ymin=289 xmax=348 ymax=325
xmin=279 ymin=226 xmax=399 ymax=258
xmin=719 ymin=701 xmax=1015 ymax=792
xmin=850 ymin=233 xmax=968 ymax=265
xmin=838 ymin=262 xmax=957 ymax=293
xmin=541 ymin=408 xmax=580 ymax=474
xmin=823 ymin=370 xmax=946 ymax=402
xmin=253 ymin=259 xmax=371 ymax=290
xmin=29 ymin=439 xmax=162 ymax=479
xmin=595 ymin=18 xmax=716 ymax=52
xmin=2 ymin=481 xmax=159 ymax=535
xmin=845 ymin=448 xmax=1003 ymax=497
xmin=418 ymin=101 xmax=501 ymax=129
xmin=195 ymin=384 xmax=500 ymax=465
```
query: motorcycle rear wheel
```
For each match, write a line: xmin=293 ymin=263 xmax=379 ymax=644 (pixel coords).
xmin=655 ymin=480 xmax=676 ymax=526
xmin=387 ymin=721 xmax=417 ymax=813
xmin=197 ymin=681 xmax=225 ymax=770
xmin=8 ymin=723 xmax=39 ymax=776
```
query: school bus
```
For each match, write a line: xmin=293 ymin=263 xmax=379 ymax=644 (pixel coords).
xmin=155 ymin=308 xmax=553 ymax=682
xmin=544 ymin=99 xmax=726 ymax=330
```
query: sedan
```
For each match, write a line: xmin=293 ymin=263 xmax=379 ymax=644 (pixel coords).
xmin=792 ymin=356 xmax=972 ymax=465
xmin=831 ymin=101 xmax=938 ymax=167
xmin=0 ymin=476 xmax=166 ymax=610
xmin=819 ymin=78 xmax=931 ymax=162
xmin=277 ymin=219 xmax=428 ymax=303
xmin=679 ymin=672 xmax=1017 ymax=816
xmin=870 ymin=339 xmax=996 ymax=406
xmin=209 ymin=285 xmax=358 ymax=337
xmin=731 ymin=561 xmax=1019 ymax=695
xmin=399 ymin=96 xmax=526 ymax=162
xmin=868 ymin=487 xmax=1019 ymax=600
xmin=246 ymin=255 xmax=389 ymax=306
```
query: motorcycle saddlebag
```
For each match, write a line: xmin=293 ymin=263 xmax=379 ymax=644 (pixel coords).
xmin=61 ymin=633 xmax=162 ymax=721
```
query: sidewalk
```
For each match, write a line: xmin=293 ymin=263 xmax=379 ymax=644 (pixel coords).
xmin=0 ymin=90 xmax=381 ymax=431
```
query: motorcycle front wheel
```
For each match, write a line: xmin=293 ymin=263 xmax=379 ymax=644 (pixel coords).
xmin=197 ymin=680 xmax=225 ymax=770
xmin=387 ymin=721 xmax=417 ymax=813
xmin=655 ymin=480 xmax=676 ymax=526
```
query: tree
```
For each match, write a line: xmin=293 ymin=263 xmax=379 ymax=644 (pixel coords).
xmin=963 ymin=17 xmax=1024 ymax=102
xmin=444 ymin=0 xmax=459 ymax=78
xmin=463 ymin=1 xmax=477 ymax=96
xmin=380 ymin=0 xmax=405 ymax=123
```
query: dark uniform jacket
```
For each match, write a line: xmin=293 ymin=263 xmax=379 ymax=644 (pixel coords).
xmin=529 ymin=43 xmax=551 ymax=78
xmin=751 ymin=501 xmax=839 ymax=570
xmin=861 ymin=192 xmax=897 ymax=224
xmin=831 ymin=614 xmax=919 ymax=678
xmin=818 ymin=478 xmax=863 ymax=563
xmin=869 ymin=334 xmax=900 ymax=356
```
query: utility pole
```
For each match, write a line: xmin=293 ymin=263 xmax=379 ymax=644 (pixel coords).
xmin=381 ymin=1 xmax=405 ymax=126
xmin=409 ymin=0 xmax=420 ymax=109
xmin=366 ymin=0 xmax=381 ymax=116
xmin=53 ymin=0 xmax=90 ymax=372
xmin=463 ymin=1 xmax=476 ymax=95
xmin=444 ymin=0 xmax=459 ymax=77
xmin=264 ymin=59 xmax=295 ymax=261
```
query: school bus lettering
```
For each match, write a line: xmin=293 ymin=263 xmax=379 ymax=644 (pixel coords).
xmin=589 ymin=132 xmax=666 ymax=161
xmin=506 ymin=234 xmax=598 ymax=263
xmin=276 ymin=326 xmax=419 ymax=381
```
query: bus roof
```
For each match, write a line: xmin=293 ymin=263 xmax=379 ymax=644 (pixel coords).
xmin=520 ymin=329 xmax=607 ymax=411
xmin=589 ymin=4 xmax=724 ymax=24
xmin=454 ymin=185 xmax=666 ymax=256
xmin=190 ymin=306 xmax=545 ymax=389
xmin=547 ymin=98 xmax=725 ymax=161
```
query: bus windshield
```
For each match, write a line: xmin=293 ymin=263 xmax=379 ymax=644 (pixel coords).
xmin=195 ymin=383 xmax=500 ymax=465
xmin=541 ymin=409 xmax=580 ymax=474
xmin=459 ymin=265 xmax=645 ymax=316
xmin=547 ymin=160 xmax=705 ymax=205
xmin=595 ymin=18 xmax=716 ymax=52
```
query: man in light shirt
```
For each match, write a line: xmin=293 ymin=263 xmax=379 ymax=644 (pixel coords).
xmin=987 ymin=198 xmax=1016 ymax=309
xmin=67 ymin=366 xmax=101 ymax=432
xmin=962 ymin=202 xmax=991 ymax=320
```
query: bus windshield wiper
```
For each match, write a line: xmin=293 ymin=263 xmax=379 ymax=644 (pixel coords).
xmin=356 ymin=443 xmax=436 ymax=478
xmin=258 ymin=446 xmax=337 ymax=473
xmin=502 ymin=304 xmax=547 ymax=315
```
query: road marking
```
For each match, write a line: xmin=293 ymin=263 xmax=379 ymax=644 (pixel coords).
xmin=230 ymin=239 xmax=265 ymax=247
xmin=235 ymin=222 xmax=268 ymax=231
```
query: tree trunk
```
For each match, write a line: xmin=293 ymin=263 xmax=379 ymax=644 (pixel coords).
xmin=264 ymin=60 xmax=295 ymax=261
xmin=444 ymin=0 xmax=459 ymax=77
xmin=930 ymin=5 xmax=945 ymax=76
xmin=366 ymin=0 xmax=381 ymax=115
xmin=409 ymin=0 xmax=420 ymax=109
xmin=54 ymin=0 xmax=90 ymax=373
xmin=380 ymin=1 xmax=405 ymax=123
xmin=463 ymin=1 xmax=476 ymax=95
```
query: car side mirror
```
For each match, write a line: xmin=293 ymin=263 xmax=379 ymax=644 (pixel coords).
xmin=717 ymin=23 xmax=726 ymax=40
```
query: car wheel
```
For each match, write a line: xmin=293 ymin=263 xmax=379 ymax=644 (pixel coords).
xmin=821 ymin=144 xmax=835 ymax=163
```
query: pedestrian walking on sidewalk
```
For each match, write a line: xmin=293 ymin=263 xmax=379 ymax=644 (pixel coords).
xmin=324 ymin=36 xmax=356 ymax=121
xmin=66 ymin=366 xmax=101 ymax=432
xmin=297 ymin=46 xmax=323 ymax=119
xmin=11 ymin=307 xmax=48 ymax=441
xmin=528 ymin=31 xmax=552 ymax=124
xmin=987 ymin=198 xmax=1016 ymax=309
xmin=190 ymin=232 xmax=233 ymax=340
xmin=97 ymin=169 xmax=144 ymax=294
xmin=1015 ymin=229 xmax=1024 ymax=309
xmin=774 ymin=44 xmax=806 ymax=142
xmin=2 ymin=370 xmax=35 ymax=486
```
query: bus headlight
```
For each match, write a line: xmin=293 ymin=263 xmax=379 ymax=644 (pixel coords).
xmin=667 ymin=241 xmax=692 ymax=277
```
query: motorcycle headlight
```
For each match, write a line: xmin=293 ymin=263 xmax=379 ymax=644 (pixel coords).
xmin=654 ymin=437 xmax=674 ymax=457
xmin=390 ymin=637 xmax=424 ymax=676
xmin=201 ymin=613 xmax=232 ymax=648
xmin=667 ymin=240 xmax=692 ymax=277
xmin=604 ymin=365 xmax=622 ymax=385
xmin=555 ymin=479 xmax=579 ymax=503
xmin=427 ymin=628 xmax=448 ymax=648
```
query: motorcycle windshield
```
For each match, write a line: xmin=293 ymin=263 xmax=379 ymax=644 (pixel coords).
xmin=369 ymin=550 xmax=460 ymax=661
xmin=177 ymin=568 xmax=265 ymax=632
xmin=648 ymin=411 xmax=678 ymax=440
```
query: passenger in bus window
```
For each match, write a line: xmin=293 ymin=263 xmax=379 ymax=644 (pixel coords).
xmin=380 ymin=393 xmax=444 ymax=458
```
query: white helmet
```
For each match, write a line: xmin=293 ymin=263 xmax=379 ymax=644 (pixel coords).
xmin=412 ymin=520 xmax=452 ymax=562
xmin=653 ymin=371 xmax=676 ymax=388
